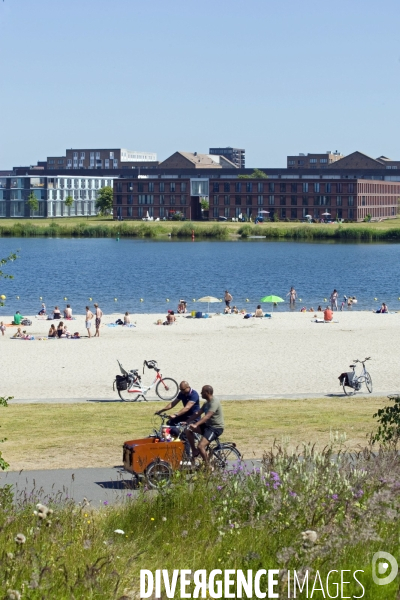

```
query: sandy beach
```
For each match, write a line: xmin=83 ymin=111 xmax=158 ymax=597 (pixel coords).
xmin=0 ymin=310 xmax=399 ymax=401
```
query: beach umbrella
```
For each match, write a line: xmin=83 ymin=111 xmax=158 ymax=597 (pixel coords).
xmin=305 ymin=214 xmax=312 ymax=219
xmin=258 ymin=210 xmax=270 ymax=214
xmin=197 ymin=295 xmax=221 ymax=313
xmin=260 ymin=295 xmax=284 ymax=312
xmin=321 ymin=212 xmax=331 ymax=216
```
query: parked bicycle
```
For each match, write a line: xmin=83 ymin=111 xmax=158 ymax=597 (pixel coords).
xmin=114 ymin=360 xmax=179 ymax=402
xmin=339 ymin=357 xmax=372 ymax=396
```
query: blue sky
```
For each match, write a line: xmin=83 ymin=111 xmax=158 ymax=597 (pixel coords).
xmin=0 ymin=0 xmax=399 ymax=168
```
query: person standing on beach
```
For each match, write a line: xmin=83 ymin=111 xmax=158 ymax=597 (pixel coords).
xmin=224 ymin=290 xmax=233 ymax=308
xmin=85 ymin=306 xmax=94 ymax=338
xmin=330 ymin=289 xmax=338 ymax=311
xmin=64 ymin=304 xmax=72 ymax=319
xmin=94 ymin=303 xmax=103 ymax=337
xmin=287 ymin=286 xmax=297 ymax=307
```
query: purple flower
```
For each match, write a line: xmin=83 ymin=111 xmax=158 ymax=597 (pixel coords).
xmin=289 ymin=491 xmax=297 ymax=497
xmin=217 ymin=486 xmax=222 ymax=491
xmin=229 ymin=523 xmax=235 ymax=528
xmin=331 ymin=494 xmax=338 ymax=500
xmin=127 ymin=493 xmax=132 ymax=497
xmin=103 ymin=501 xmax=108 ymax=505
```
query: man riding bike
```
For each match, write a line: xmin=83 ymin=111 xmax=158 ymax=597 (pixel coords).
xmin=155 ymin=380 xmax=200 ymax=425
xmin=186 ymin=384 xmax=224 ymax=464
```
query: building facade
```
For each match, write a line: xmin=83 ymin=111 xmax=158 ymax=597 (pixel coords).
xmin=112 ymin=175 xmax=400 ymax=222
xmin=209 ymin=147 xmax=245 ymax=168
xmin=0 ymin=175 xmax=115 ymax=218
xmin=46 ymin=148 xmax=158 ymax=170
xmin=287 ymin=152 xmax=343 ymax=169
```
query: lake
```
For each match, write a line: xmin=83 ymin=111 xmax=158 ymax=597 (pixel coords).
xmin=0 ymin=238 xmax=399 ymax=315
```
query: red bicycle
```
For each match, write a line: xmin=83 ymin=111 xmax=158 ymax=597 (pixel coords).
xmin=114 ymin=359 xmax=179 ymax=402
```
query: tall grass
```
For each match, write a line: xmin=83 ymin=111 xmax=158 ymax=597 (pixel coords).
xmin=238 ymin=223 xmax=400 ymax=241
xmin=1 ymin=442 xmax=400 ymax=598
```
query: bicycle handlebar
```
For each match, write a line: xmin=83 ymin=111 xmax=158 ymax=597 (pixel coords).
xmin=353 ymin=357 xmax=371 ymax=364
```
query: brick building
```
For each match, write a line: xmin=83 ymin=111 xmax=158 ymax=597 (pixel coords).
xmin=287 ymin=151 xmax=343 ymax=169
xmin=46 ymin=148 xmax=158 ymax=170
xmin=209 ymin=147 xmax=245 ymax=168
xmin=112 ymin=175 xmax=400 ymax=222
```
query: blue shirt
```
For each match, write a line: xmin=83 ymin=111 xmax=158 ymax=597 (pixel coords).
xmin=176 ymin=388 xmax=200 ymax=417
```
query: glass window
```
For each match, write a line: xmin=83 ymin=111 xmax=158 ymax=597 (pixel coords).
xmin=170 ymin=182 xmax=175 ymax=192
xmin=235 ymin=182 xmax=242 ymax=193
xmin=159 ymin=182 xmax=165 ymax=192
xmin=288 ymin=160 xmax=295 ymax=165
xmin=246 ymin=182 xmax=252 ymax=193
xmin=291 ymin=183 xmax=297 ymax=193
xmin=213 ymin=195 xmax=219 ymax=205
xmin=268 ymin=195 xmax=274 ymax=205
xmin=336 ymin=196 xmax=342 ymax=206
xmin=281 ymin=208 xmax=286 ymax=218
xmin=246 ymin=196 xmax=252 ymax=206
xmin=169 ymin=195 xmax=175 ymax=205
xmin=291 ymin=208 xmax=297 ymax=219
xmin=235 ymin=196 xmax=241 ymax=205
xmin=302 ymin=183 xmax=308 ymax=193
xmin=280 ymin=196 xmax=286 ymax=205
xmin=224 ymin=195 xmax=230 ymax=205
xmin=110 ymin=152 xmax=114 ymax=159
xmin=314 ymin=182 xmax=320 ymax=193
xmin=181 ymin=182 xmax=187 ymax=192
xmin=73 ymin=152 xmax=78 ymax=158
xmin=191 ymin=180 xmax=209 ymax=196
xmin=96 ymin=152 xmax=100 ymax=159
xmin=127 ymin=207 xmax=132 ymax=217
xmin=213 ymin=207 xmax=219 ymax=218
xmin=80 ymin=152 xmax=85 ymax=159
xmin=348 ymin=183 xmax=354 ymax=193
xmin=337 ymin=183 xmax=342 ymax=193
xmin=291 ymin=196 xmax=297 ymax=205
xmin=138 ymin=183 xmax=144 ymax=193
xmin=326 ymin=183 xmax=332 ymax=193
xmin=105 ymin=159 xmax=110 ymax=168
xmin=149 ymin=182 xmax=154 ymax=192
xmin=213 ymin=182 xmax=219 ymax=192
xmin=257 ymin=182 xmax=263 ymax=193
xmin=30 ymin=178 xmax=44 ymax=188
xmin=224 ymin=207 xmax=230 ymax=218
xmin=160 ymin=195 xmax=165 ymax=205
xmin=269 ymin=182 xmax=275 ymax=192
xmin=160 ymin=207 xmax=165 ymax=218
xmin=224 ymin=183 xmax=230 ymax=193
xmin=280 ymin=183 xmax=286 ymax=192
xmin=302 ymin=196 xmax=308 ymax=206
xmin=320 ymin=158 xmax=328 ymax=163
xmin=348 ymin=196 xmax=354 ymax=206
xmin=309 ymin=158 xmax=317 ymax=164
xmin=127 ymin=195 xmax=133 ymax=205
xmin=180 ymin=195 xmax=186 ymax=205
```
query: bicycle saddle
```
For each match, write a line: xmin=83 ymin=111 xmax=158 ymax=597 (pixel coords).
xmin=349 ymin=365 xmax=356 ymax=368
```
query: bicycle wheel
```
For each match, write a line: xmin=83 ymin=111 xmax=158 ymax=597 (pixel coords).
xmin=146 ymin=460 xmax=173 ymax=489
xmin=156 ymin=377 xmax=179 ymax=401
xmin=365 ymin=372 xmax=373 ymax=393
xmin=118 ymin=382 xmax=143 ymax=402
xmin=211 ymin=444 xmax=242 ymax=470
xmin=342 ymin=380 xmax=356 ymax=396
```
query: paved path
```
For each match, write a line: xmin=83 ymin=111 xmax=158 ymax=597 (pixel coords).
xmin=8 ymin=391 xmax=396 ymax=404
xmin=2 ymin=460 xmax=262 ymax=505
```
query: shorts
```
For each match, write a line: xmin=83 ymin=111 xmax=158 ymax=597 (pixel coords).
xmin=85 ymin=321 xmax=92 ymax=328
xmin=200 ymin=424 xmax=223 ymax=442
xmin=95 ymin=318 xmax=101 ymax=328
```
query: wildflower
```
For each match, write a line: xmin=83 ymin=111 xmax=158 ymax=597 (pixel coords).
xmin=114 ymin=529 xmax=125 ymax=535
xmin=87 ymin=520 xmax=91 ymax=524
xmin=181 ymin=530 xmax=188 ymax=538
xmin=301 ymin=530 xmax=318 ymax=545
xmin=103 ymin=501 xmax=108 ymax=506
xmin=28 ymin=580 xmax=39 ymax=589
xmin=331 ymin=494 xmax=339 ymax=500
xmin=289 ymin=491 xmax=297 ymax=497
xmin=83 ymin=539 xmax=92 ymax=549
xmin=217 ymin=486 xmax=222 ymax=491
xmin=6 ymin=552 xmax=14 ymax=560
xmin=14 ymin=533 xmax=26 ymax=545
xmin=127 ymin=493 xmax=132 ymax=497
xmin=162 ymin=516 xmax=167 ymax=522
xmin=150 ymin=517 xmax=155 ymax=521
xmin=7 ymin=590 xmax=21 ymax=600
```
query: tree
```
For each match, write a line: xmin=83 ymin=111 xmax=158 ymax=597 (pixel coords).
xmin=200 ymin=198 xmax=209 ymax=211
xmin=95 ymin=186 xmax=113 ymax=216
xmin=65 ymin=195 xmax=74 ymax=209
xmin=238 ymin=168 xmax=269 ymax=180
xmin=27 ymin=192 xmax=39 ymax=217
xmin=0 ymin=251 xmax=18 ymax=307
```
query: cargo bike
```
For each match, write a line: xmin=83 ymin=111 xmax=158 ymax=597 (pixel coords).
xmin=123 ymin=414 xmax=242 ymax=488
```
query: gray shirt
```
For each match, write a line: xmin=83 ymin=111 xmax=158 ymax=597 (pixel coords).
xmin=201 ymin=396 xmax=224 ymax=430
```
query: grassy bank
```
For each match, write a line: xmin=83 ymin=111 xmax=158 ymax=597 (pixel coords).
xmin=2 ymin=216 xmax=400 ymax=240
xmin=1 ymin=444 xmax=399 ymax=598
xmin=2 ymin=398 xmax=383 ymax=470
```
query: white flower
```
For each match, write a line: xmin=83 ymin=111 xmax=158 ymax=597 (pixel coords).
xmin=301 ymin=530 xmax=318 ymax=544
xmin=14 ymin=533 xmax=26 ymax=545
xmin=114 ymin=529 xmax=125 ymax=535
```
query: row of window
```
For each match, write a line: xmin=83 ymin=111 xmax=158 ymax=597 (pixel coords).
xmin=117 ymin=195 xmax=188 ymax=206
xmin=288 ymin=158 xmax=330 ymax=165
xmin=114 ymin=194 xmax=362 ymax=207
xmin=116 ymin=182 xmax=187 ymax=193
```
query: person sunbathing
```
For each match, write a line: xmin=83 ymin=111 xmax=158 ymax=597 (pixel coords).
xmin=12 ymin=327 xmax=23 ymax=338
xmin=164 ymin=310 xmax=176 ymax=325
xmin=57 ymin=321 xmax=65 ymax=337
xmin=48 ymin=324 xmax=57 ymax=338
xmin=177 ymin=300 xmax=187 ymax=314
xmin=124 ymin=311 xmax=131 ymax=325
xmin=53 ymin=306 xmax=62 ymax=319
xmin=324 ymin=306 xmax=333 ymax=321
xmin=232 ymin=305 xmax=239 ymax=314
xmin=224 ymin=306 xmax=231 ymax=314
xmin=374 ymin=303 xmax=388 ymax=313
xmin=254 ymin=305 xmax=263 ymax=317
xmin=64 ymin=304 xmax=73 ymax=319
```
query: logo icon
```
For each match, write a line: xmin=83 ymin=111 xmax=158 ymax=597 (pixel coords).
xmin=372 ymin=551 xmax=398 ymax=586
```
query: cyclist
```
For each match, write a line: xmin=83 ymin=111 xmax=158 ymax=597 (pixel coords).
xmin=187 ymin=385 xmax=224 ymax=464
xmin=155 ymin=381 xmax=200 ymax=426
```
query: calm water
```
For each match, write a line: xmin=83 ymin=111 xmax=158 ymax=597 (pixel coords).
xmin=0 ymin=238 xmax=399 ymax=315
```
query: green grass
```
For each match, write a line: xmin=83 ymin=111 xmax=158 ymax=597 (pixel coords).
xmin=1 ymin=443 xmax=399 ymax=598
xmin=2 ymin=216 xmax=400 ymax=240
xmin=1 ymin=398 xmax=384 ymax=470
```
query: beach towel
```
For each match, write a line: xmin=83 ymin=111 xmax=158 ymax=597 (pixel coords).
xmin=11 ymin=336 xmax=35 ymax=340
xmin=123 ymin=323 xmax=136 ymax=328
xmin=35 ymin=315 xmax=48 ymax=320
xmin=107 ymin=323 xmax=118 ymax=327
xmin=313 ymin=319 xmax=339 ymax=323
